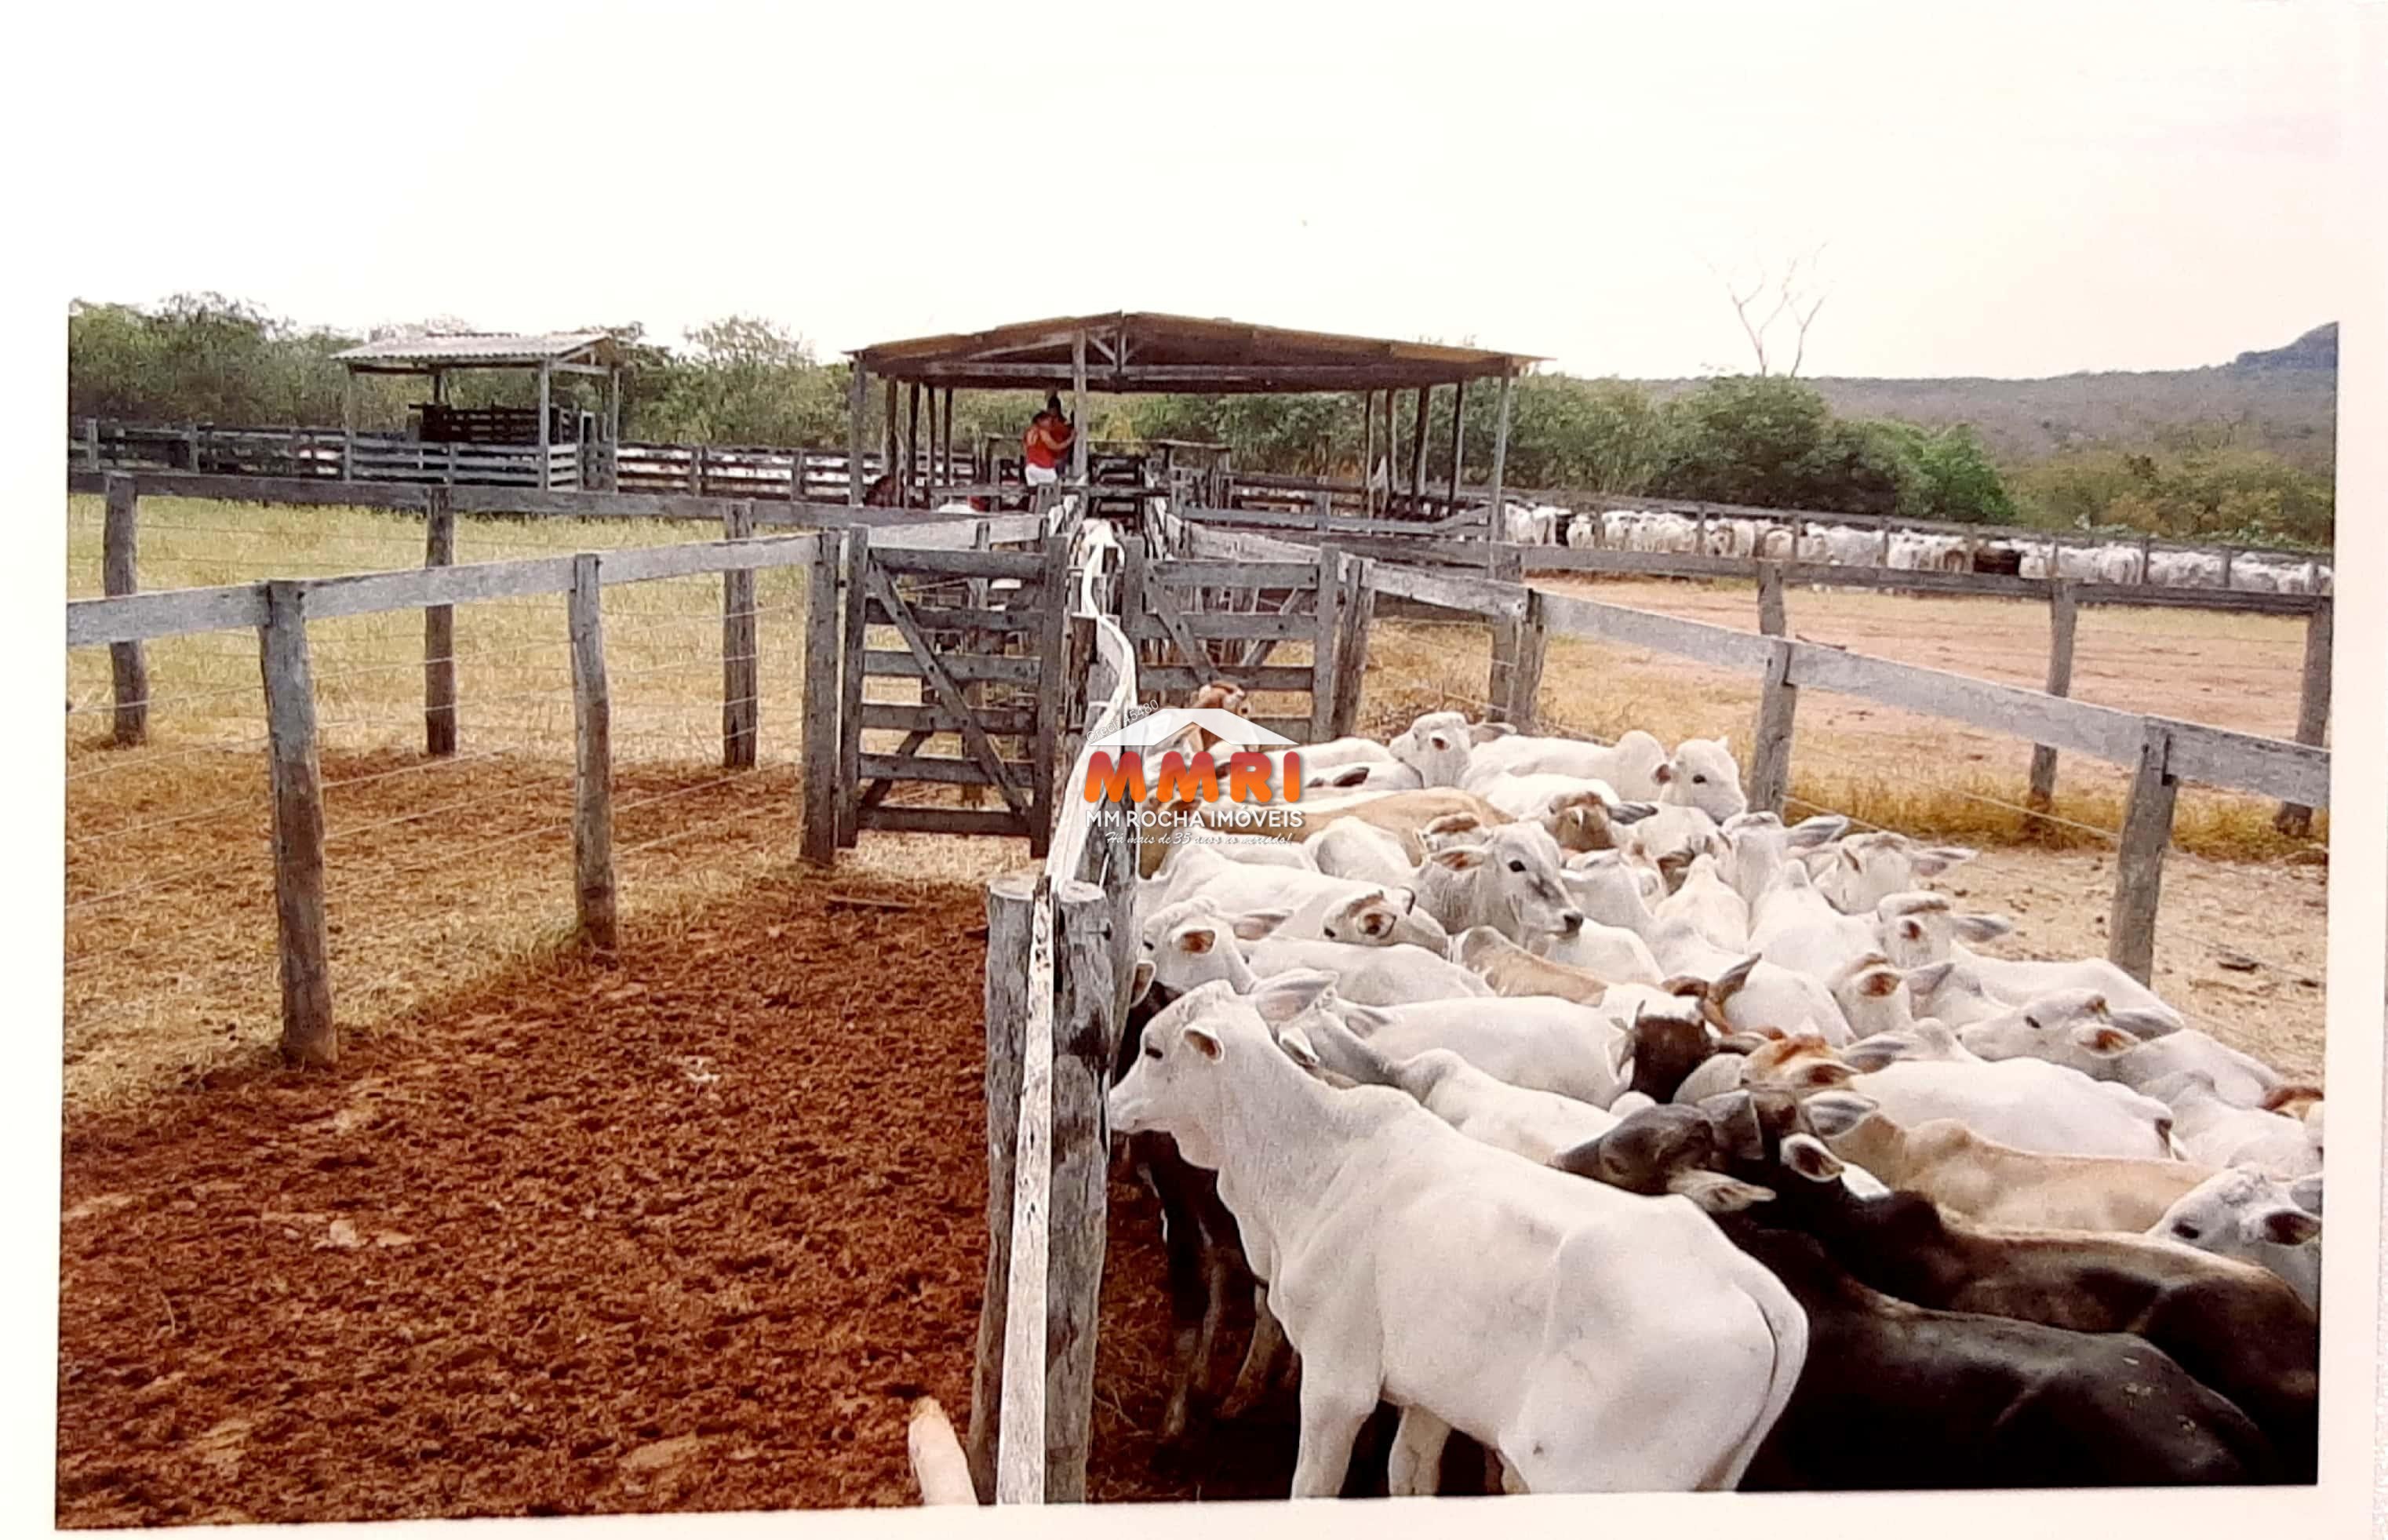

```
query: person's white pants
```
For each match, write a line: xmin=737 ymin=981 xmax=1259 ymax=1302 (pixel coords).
xmin=1024 ymin=463 xmax=1059 ymax=486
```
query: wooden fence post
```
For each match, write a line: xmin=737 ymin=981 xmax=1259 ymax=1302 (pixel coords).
xmin=259 ymin=581 xmax=335 ymax=1069
xmin=1747 ymin=638 xmax=1798 ymax=817
xmin=1309 ymin=547 xmax=1348 ymax=741
xmin=2108 ymin=721 xmax=2178 ymax=985
xmin=1043 ymin=875 xmax=1121 ymax=1502
xmin=1029 ymin=536 xmax=1070 ymax=859
xmin=570 ymin=553 xmax=618 ymax=950
xmin=2273 ymin=598 xmax=2332 ymax=836
xmin=801 ymin=533 xmax=845 ymax=865
xmin=1756 ymin=559 xmax=1787 ymax=638
xmin=1486 ymin=545 xmax=1527 ymax=720
xmin=723 ymin=501 xmax=759 ymax=770
xmin=101 ymin=474 xmax=147 ymax=748
xmin=1493 ymin=590 xmax=1548 ymax=730
xmin=967 ymin=868 xmax=1038 ymax=1503
xmin=82 ymin=417 xmax=100 ymax=469
xmin=424 ymin=487 xmax=457 ymax=757
xmin=2025 ymin=580 xmax=2080 ymax=826
xmin=1329 ymin=555 xmax=1376 ymax=738
xmin=837 ymin=526 xmax=871 ymax=849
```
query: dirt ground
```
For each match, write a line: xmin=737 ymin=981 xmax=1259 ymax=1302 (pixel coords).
xmin=56 ymin=872 xmax=996 ymax=1527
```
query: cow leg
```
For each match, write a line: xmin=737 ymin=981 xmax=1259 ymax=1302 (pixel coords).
xmin=1500 ymin=1458 xmax=1528 ymax=1495
xmin=1290 ymin=1370 xmax=1378 ymax=1500
xmin=1218 ymin=1285 xmax=1285 ymax=1418
xmin=1386 ymin=1406 xmax=1453 ymax=1498
xmin=1189 ymin=1245 xmax=1235 ymax=1402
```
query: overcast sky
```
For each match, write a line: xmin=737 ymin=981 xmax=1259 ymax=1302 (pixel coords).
xmin=46 ymin=0 xmax=2359 ymax=380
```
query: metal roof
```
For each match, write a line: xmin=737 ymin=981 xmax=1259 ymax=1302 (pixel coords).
xmin=848 ymin=311 xmax=1541 ymax=394
xmin=335 ymin=332 xmax=622 ymax=370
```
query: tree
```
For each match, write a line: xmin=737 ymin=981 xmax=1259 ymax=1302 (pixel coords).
xmin=1654 ymin=375 xmax=1903 ymax=515
xmin=1710 ymin=247 xmax=1829 ymax=378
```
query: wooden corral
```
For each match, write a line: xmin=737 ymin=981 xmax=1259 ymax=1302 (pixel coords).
xmin=334 ymin=332 xmax=627 ymax=492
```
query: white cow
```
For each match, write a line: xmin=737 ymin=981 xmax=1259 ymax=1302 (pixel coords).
xmin=1892 ymin=945 xmax=2183 ymax=1035
xmin=1654 ymin=738 xmax=1748 ymax=822
xmin=1411 ymin=823 xmax=1587 ymax=948
xmin=1954 ymin=996 xmax=2284 ymax=1109
xmin=1815 ymin=831 xmax=1977 ymax=915
xmin=1297 ymin=988 xmax=1629 ymax=1108
xmin=2138 ymin=1070 xmax=2320 ymax=1176
xmin=1138 ymin=897 xmax=1493 ymax=1007
xmin=2150 ymin=1168 xmax=2322 ymax=1310
xmin=1462 ymin=729 xmax=1670 ymax=801
xmin=1105 ymin=983 xmax=1808 ymax=1497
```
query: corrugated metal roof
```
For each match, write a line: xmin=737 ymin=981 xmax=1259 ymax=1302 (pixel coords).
xmin=848 ymin=311 xmax=1541 ymax=393
xmin=335 ymin=332 xmax=620 ymax=368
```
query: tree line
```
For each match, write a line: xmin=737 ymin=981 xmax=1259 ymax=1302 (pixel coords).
xmin=67 ymin=294 xmax=2332 ymax=548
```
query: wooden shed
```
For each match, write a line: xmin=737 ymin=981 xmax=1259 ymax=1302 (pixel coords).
xmin=846 ymin=311 xmax=1540 ymax=514
xmin=334 ymin=332 xmax=628 ymax=490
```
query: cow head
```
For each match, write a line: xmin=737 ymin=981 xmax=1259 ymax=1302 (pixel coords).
xmin=1388 ymin=710 xmax=1473 ymax=788
xmin=1106 ymin=981 xmax=1255 ymax=1168
xmin=1320 ymin=887 xmax=1448 ymax=952
xmin=1654 ymin=737 xmax=1748 ymax=822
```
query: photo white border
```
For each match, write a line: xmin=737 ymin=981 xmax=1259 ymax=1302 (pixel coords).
xmin=0 ymin=2 xmax=2379 ymax=1536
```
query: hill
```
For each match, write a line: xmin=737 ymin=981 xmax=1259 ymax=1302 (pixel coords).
xmin=1626 ymin=325 xmax=2338 ymax=477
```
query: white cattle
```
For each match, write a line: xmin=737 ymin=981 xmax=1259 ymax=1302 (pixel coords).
xmin=1568 ymin=854 xmax=1850 ymax=1039
xmin=1954 ymin=996 xmax=2284 ymax=1109
xmin=2150 ymin=1168 xmax=2323 ymax=1310
xmin=1291 ymin=985 xmax=1629 ymax=1111
xmin=1105 ymin=984 xmax=1807 ymax=1497
xmin=1462 ymin=730 xmax=1669 ymax=801
xmin=1307 ymin=887 xmax=1453 ymax=955
xmin=1140 ymin=845 xmax=1379 ymax=933
xmin=1156 ymin=834 xmax=1320 ymax=876
xmin=1654 ymin=738 xmax=1748 ymax=822
xmin=1305 ymin=819 xmax=1418 ymax=890
xmin=1893 ymin=945 xmax=2183 ymax=1035
xmin=1715 ymin=811 xmax=1848 ymax=908
xmin=1815 ymin=831 xmax=1977 ymax=914
xmin=1411 ymin=823 xmax=1586 ymax=948
xmin=1653 ymin=852 xmax=1750 ymax=954
xmin=1138 ymin=897 xmax=1493 ymax=1007
xmin=2138 ymin=1070 xmax=2320 ymax=1176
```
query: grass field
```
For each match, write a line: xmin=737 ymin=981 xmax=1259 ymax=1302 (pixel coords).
xmin=63 ymin=496 xmax=2328 ymax=1107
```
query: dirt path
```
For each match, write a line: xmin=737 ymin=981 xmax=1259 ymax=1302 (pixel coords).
xmin=56 ymin=872 xmax=992 ymax=1527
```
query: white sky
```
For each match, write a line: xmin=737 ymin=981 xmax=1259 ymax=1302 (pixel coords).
xmin=35 ymin=0 xmax=2361 ymax=379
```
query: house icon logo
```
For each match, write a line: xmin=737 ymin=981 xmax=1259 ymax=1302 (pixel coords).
xmin=1082 ymin=707 xmax=1301 ymax=810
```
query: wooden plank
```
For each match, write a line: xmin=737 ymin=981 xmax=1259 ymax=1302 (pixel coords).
xmin=259 ymin=582 xmax=335 ymax=1069
xmin=1535 ymin=591 xmax=1787 ymax=674
xmin=967 ymin=870 xmax=1037 ymax=1500
xmin=873 ymin=548 xmax=1050 ymax=581
xmin=1152 ymin=561 xmax=1321 ymax=589
xmin=862 ymin=651 xmax=1046 ymax=684
xmin=1138 ymin=664 xmax=1319 ymax=693
xmin=801 ymin=533 xmax=844 ymax=865
xmin=2162 ymin=719 xmax=2330 ymax=808
xmin=2273 ymin=599 xmax=2333 ymax=835
xmin=2108 ymin=723 xmax=2179 ymax=985
xmin=1159 ymin=610 xmax=1317 ymax=641
xmin=1494 ymin=588 xmax=1549 ymax=730
xmin=866 ymin=806 xmax=1031 ymax=837
xmin=839 ymin=530 xmax=871 ymax=848
xmin=2026 ymin=581 xmax=2079 ymax=819
xmin=723 ymin=502 xmax=759 ymax=770
xmin=1487 ymin=374 xmax=1514 ymax=537
xmin=867 ymin=562 xmax=1031 ymax=821
xmin=68 ymin=584 xmax=271 ymax=647
xmin=848 ymin=366 xmax=869 ymax=508
xmin=857 ymin=752 xmax=1036 ymax=786
xmin=1789 ymin=640 xmax=2146 ymax=765
xmin=996 ymin=877 xmax=1055 ymax=1504
xmin=102 ymin=475 xmax=148 ymax=747
xmin=570 ymin=554 xmax=618 ymax=950
xmin=1141 ymin=564 xmax=1220 ymax=685
xmin=1747 ymin=639 xmax=1798 ymax=816
xmin=1043 ymin=876 xmax=1116 ymax=1502
xmin=1329 ymin=556 xmax=1376 ymax=738
xmin=424 ymin=488 xmax=457 ymax=757
xmin=873 ymin=603 xmax=1043 ymax=635
xmin=1370 ymin=563 xmax=1528 ymax=620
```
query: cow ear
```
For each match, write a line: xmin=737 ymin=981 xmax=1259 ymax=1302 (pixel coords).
xmin=1182 ymin=1026 xmax=1225 ymax=1062
xmin=1469 ymin=721 xmax=1515 ymax=745
xmin=1914 ymin=845 xmax=1977 ymax=876
xmin=1667 ymin=1170 xmax=1775 ymax=1214
xmin=2247 ymin=1206 xmax=2321 ymax=1247
xmin=1841 ymin=1037 xmax=1907 ymax=1074
xmin=1328 ymin=765 xmax=1374 ymax=789
xmin=1605 ymin=1033 xmax=1634 ymax=1079
xmin=1800 ymin=1090 xmax=1880 ymax=1139
xmin=1780 ymin=1133 xmax=1844 ymax=1183
xmin=1430 ymin=846 xmax=1487 ymax=871
xmin=1178 ymin=924 xmax=1218 ymax=956
xmin=1276 ymin=1028 xmax=1321 ymax=1071
xmin=1859 ymin=969 xmax=1900 ymax=999
xmin=1652 ymin=761 xmax=1676 ymax=785
xmin=1391 ymin=885 xmax=1420 ymax=914
xmin=1955 ymin=912 xmax=2014 ymax=943
xmin=1787 ymin=814 xmax=1847 ymax=849
xmin=1130 ymin=959 xmax=1156 ymax=1003
xmin=1708 ymin=1090 xmax=1767 ymax=1162
xmin=2068 ymin=1023 xmax=2137 ymax=1058
xmin=1230 ymin=908 xmax=1290 ymax=941
xmin=1902 ymin=961 xmax=1955 ymax=996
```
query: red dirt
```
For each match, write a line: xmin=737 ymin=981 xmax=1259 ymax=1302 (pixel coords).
xmin=56 ymin=872 xmax=995 ymax=1526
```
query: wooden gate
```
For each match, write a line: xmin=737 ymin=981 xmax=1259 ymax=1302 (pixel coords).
xmin=1121 ymin=536 xmax=1373 ymax=742
xmin=802 ymin=529 xmax=1080 ymax=860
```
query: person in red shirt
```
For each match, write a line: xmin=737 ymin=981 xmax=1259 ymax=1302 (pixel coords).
xmin=1022 ymin=392 xmax=1074 ymax=487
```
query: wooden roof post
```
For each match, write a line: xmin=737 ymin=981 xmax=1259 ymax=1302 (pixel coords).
xmin=537 ymin=360 xmax=553 ymax=490
xmin=847 ymin=364 xmax=868 ymax=506
xmin=1407 ymin=385 xmax=1430 ymax=501
xmin=1360 ymin=390 xmax=1376 ymax=516
xmin=1071 ymin=329 xmax=1090 ymax=486
xmin=1487 ymin=370 xmax=1515 ymax=546
xmin=1447 ymin=378 xmax=1468 ymax=516
xmin=603 ymin=367 xmax=622 ymax=491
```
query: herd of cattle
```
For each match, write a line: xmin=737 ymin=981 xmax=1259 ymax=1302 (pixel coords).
xmin=1099 ymin=689 xmax=2324 ymax=1496
xmin=1494 ymin=503 xmax=2335 ymax=594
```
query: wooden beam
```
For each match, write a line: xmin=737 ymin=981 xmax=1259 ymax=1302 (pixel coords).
xmin=2273 ymin=598 xmax=2332 ymax=837
xmin=1447 ymin=378 xmax=1467 ymax=515
xmin=1486 ymin=374 xmax=1515 ymax=544
xmin=1330 ymin=555 xmax=1375 ymax=738
xmin=802 ymin=533 xmax=845 ymax=865
xmin=2109 ymin=722 xmax=2178 ymax=985
xmin=1756 ymin=559 xmax=1786 ymax=638
xmin=101 ymin=474 xmax=147 ymax=747
xmin=908 ymin=382 xmax=923 ymax=510
xmin=864 ymin=564 xmax=1028 ymax=819
xmin=1043 ymin=876 xmax=1119 ymax=1502
xmin=995 ymin=875 xmax=1055 ymax=1504
xmin=1360 ymin=391 xmax=1376 ymax=516
xmin=966 ymin=868 xmax=1036 ymax=1502
xmin=569 ymin=553 xmax=617 ymax=950
xmin=260 ymin=581 xmax=335 ymax=1069
xmin=1310 ymin=550 xmax=1347 ymax=741
xmin=1493 ymin=588 xmax=1549 ymax=731
xmin=848 ymin=366 xmax=868 ymax=507
xmin=2026 ymin=581 xmax=2080 ymax=822
xmin=537 ymin=362 xmax=553 ymax=492
xmin=838 ymin=528 xmax=870 ymax=847
xmin=1071 ymin=331 xmax=1090 ymax=486
xmin=723 ymin=501 xmax=759 ymax=770
xmin=424 ymin=488 xmax=457 ymax=756
xmin=1407 ymin=385 xmax=1429 ymax=501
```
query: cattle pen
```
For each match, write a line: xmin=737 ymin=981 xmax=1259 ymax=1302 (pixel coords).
xmin=60 ymin=446 xmax=2332 ymax=1510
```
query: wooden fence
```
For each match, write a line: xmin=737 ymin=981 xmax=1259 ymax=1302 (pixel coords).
xmin=1177 ymin=520 xmax=2331 ymax=985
